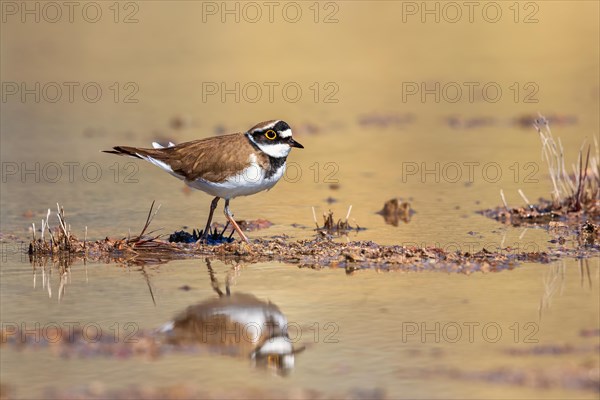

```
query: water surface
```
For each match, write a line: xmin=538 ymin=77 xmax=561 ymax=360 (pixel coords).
xmin=1 ymin=2 xmax=599 ymax=398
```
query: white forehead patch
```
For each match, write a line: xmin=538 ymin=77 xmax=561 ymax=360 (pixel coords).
xmin=279 ymin=128 xmax=292 ymax=138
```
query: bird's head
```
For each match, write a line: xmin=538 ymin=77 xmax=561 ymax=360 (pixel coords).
xmin=247 ymin=120 xmax=303 ymax=158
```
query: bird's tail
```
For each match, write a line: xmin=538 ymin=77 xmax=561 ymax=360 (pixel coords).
xmin=103 ymin=146 xmax=166 ymax=160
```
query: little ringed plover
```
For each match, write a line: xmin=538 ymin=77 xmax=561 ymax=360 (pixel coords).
xmin=104 ymin=120 xmax=303 ymax=243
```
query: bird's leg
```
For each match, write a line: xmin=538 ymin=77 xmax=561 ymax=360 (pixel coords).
xmin=224 ymin=199 xmax=249 ymax=243
xmin=199 ymin=197 xmax=220 ymax=242
xmin=205 ymin=258 xmax=224 ymax=297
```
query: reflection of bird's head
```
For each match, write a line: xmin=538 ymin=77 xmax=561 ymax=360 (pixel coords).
xmin=252 ymin=336 xmax=297 ymax=374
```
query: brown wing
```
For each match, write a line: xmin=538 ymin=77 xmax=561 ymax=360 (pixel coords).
xmin=104 ymin=133 xmax=254 ymax=183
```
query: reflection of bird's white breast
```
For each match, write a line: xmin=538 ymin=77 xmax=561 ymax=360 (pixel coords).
xmin=216 ymin=305 xmax=289 ymax=344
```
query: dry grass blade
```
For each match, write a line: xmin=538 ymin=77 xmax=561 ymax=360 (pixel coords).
xmin=128 ymin=201 xmax=163 ymax=245
xmin=518 ymin=189 xmax=532 ymax=208
xmin=575 ymin=145 xmax=591 ymax=209
xmin=500 ymin=189 xmax=509 ymax=212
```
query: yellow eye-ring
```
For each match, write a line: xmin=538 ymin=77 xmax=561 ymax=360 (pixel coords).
xmin=265 ymin=130 xmax=277 ymax=140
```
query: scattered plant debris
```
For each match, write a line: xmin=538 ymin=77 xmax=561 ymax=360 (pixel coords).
xmin=325 ymin=196 xmax=338 ymax=204
xmin=25 ymin=203 xmax=597 ymax=272
xmin=481 ymin=115 xmax=599 ymax=226
xmin=358 ymin=112 xmax=415 ymax=128
xmin=401 ymin=364 xmax=598 ymax=393
xmin=513 ymin=113 xmax=578 ymax=128
xmin=503 ymin=343 xmax=600 ymax=356
xmin=21 ymin=210 xmax=35 ymax=218
xmin=441 ymin=113 xmax=578 ymax=130
xmin=580 ymin=329 xmax=600 ymax=337
xmin=28 ymin=202 xmax=180 ymax=264
xmin=444 ymin=115 xmax=496 ymax=130
xmin=312 ymin=206 xmax=363 ymax=236
xmin=377 ymin=198 xmax=413 ymax=226
xmin=578 ymin=221 xmax=599 ymax=246
xmin=401 ymin=328 xmax=599 ymax=393
xmin=40 ymin=384 xmax=387 ymax=400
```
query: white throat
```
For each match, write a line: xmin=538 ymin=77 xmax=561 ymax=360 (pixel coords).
xmin=247 ymin=134 xmax=291 ymax=158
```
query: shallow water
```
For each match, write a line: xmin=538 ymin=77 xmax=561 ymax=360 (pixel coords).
xmin=1 ymin=1 xmax=599 ymax=398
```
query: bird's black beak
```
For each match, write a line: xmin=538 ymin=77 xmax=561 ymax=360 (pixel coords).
xmin=289 ymin=138 xmax=304 ymax=149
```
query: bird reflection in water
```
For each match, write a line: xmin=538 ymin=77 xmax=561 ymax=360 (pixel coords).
xmin=160 ymin=258 xmax=303 ymax=375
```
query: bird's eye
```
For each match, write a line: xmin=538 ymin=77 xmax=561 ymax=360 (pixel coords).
xmin=265 ymin=130 xmax=277 ymax=140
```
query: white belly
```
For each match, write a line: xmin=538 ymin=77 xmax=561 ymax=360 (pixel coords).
xmin=185 ymin=162 xmax=286 ymax=199
xmin=139 ymin=152 xmax=286 ymax=200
